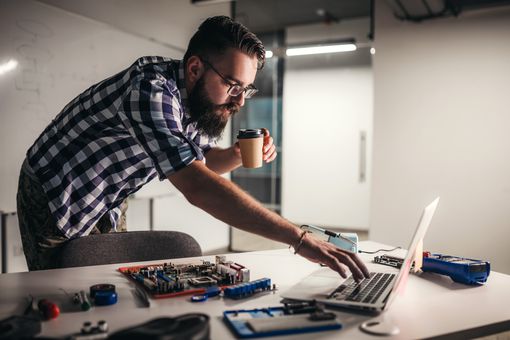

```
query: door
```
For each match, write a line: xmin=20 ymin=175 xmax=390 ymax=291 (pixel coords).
xmin=281 ymin=66 xmax=373 ymax=229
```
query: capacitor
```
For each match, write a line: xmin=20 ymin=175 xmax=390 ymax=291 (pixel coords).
xmin=73 ymin=293 xmax=81 ymax=305
xmin=190 ymin=294 xmax=208 ymax=302
xmin=97 ymin=320 xmax=108 ymax=332
xmin=89 ymin=284 xmax=116 ymax=298
xmin=81 ymin=321 xmax=92 ymax=333
xmin=79 ymin=290 xmax=91 ymax=311
xmin=94 ymin=291 xmax=118 ymax=306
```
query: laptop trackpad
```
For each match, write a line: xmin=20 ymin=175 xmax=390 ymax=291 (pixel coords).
xmin=282 ymin=268 xmax=342 ymax=300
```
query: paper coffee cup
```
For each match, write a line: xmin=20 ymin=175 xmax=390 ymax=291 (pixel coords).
xmin=237 ymin=129 xmax=264 ymax=168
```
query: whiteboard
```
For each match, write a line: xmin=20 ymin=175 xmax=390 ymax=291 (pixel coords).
xmin=0 ymin=0 xmax=182 ymax=212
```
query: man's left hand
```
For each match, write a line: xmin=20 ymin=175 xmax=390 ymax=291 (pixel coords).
xmin=232 ymin=128 xmax=277 ymax=164
xmin=261 ymin=128 xmax=277 ymax=163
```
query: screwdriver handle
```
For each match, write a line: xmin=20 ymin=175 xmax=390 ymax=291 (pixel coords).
xmin=38 ymin=299 xmax=60 ymax=320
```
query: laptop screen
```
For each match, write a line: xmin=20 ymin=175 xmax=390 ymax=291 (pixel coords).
xmin=383 ymin=197 xmax=440 ymax=311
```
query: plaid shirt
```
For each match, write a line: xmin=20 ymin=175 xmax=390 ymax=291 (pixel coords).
xmin=26 ymin=57 xmax=214 ymax=239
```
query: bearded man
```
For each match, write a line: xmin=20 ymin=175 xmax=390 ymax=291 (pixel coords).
xmin=17 ymin=16 xmax=369 ymax=282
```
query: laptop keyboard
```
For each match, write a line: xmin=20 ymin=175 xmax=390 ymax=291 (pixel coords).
xmin=329 ymin=272 xmax=395 ymax=304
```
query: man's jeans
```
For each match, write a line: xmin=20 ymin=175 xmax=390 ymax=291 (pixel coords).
xmin=16 ymin=159 xmax=128 ymax=271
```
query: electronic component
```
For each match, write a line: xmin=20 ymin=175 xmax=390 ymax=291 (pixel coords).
xmin=224 ymin=305 xmax=341 ymax=338
xmin=89 ymin=284 xmax=116 ymax=299
xmin=223 ymin=278 xmax=273 ymax=299
xmin=373 ymin=255 xmax=413 ymax=269
xmin=189 ymin=276 xmax=217 ymax=286
xmin=190 ymin=286 xmax=221 ymax=303
xmin=282 ymin=300 xmax=322 ymax=315
xmin=87 ymin=284 xmax=118 ymax=306
xmin=190 ymin=294 xmax=209 ymax=302
xmin=118 ymin=256 xmax=252 ymax=299
xmin=70 ymin=320 xmax=108 ymax=340
xmin=76 ymin=291 xmax=91 ymax=311
xmin=94 ymin=291 xmax=118 ymax=306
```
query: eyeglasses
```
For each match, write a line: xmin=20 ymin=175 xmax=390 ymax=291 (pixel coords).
xmin=201 ymin=59 xmax=258 ymax=99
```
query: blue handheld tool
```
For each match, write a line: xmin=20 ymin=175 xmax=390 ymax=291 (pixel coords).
xmin=374 ymin=252 xmax=490 ymax=285
xmin=422 ymin=253 xmax=490 ymax=285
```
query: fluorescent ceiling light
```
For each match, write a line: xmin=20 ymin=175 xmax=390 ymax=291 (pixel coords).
xmin=0 ymin=59 xmax=18 ymax=75
xmin=286 ymin=43 xmax=357 ymax=57
xmin=265 ymin=50 xmax=273 ymax=59
xmin=191 ymin=0 xmax=232 ymax=5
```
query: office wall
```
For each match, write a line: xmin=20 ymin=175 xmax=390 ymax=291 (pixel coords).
xmin=0 ymin=0 xmax=231 ymax=263
xmin=0 ymin=0 xmax=182 ymax=213
xmin=371 ymin=4 xmax=510 ymax=273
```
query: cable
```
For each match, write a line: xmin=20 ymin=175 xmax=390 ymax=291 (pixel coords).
xmin=59 ymin=287 xmax=72 ymax=298
xmin=358 ymin=246 xmax=402 ymax=254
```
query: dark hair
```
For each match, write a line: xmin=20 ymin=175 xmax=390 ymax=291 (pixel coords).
xmin=184 ymin=16 xmax=265 ymax=70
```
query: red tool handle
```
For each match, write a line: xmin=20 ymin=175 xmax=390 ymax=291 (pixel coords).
xmin=38 ymin=299 xmax=60 ymax=320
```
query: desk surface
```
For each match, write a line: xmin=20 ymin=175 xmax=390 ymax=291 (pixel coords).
xmin=0 ymin=241 xmax=509 ymax=339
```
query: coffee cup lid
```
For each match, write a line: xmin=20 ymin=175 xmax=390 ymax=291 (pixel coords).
xmin=237 ymin=129 xmax=263 ymax=139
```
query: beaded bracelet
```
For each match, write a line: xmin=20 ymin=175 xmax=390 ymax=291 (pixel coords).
xmin=290 ymin=230 xmax=309 ymax=254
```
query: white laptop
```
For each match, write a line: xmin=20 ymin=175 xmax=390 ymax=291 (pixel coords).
xmin=282 ymin=197 xmax=440 ymax=313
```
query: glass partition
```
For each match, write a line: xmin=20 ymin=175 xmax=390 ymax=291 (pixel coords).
xmin=231 ymin=31 xmax=285 ymax=213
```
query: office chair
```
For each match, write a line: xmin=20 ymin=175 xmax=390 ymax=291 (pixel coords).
xmin=55 ymin=231 xmax=202 ymax=269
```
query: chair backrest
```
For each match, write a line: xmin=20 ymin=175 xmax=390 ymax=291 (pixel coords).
xmin=56 ymin=231 xmax=202 ymax=269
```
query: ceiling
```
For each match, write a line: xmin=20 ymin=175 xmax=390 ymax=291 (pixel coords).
xmin=234 ymin=0 xmax=371 ymax=33
xmin=38 ymin=0 xmax=371 ymax=49
xmin=36 ymin=0 xmax=510 ymax=49
xmin=233 ymin=0 xmax=510 ymax=33
xmin=38 ymin=0 xmax=230 ymax=51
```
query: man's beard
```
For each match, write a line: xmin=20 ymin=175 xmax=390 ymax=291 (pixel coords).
xmin=188 ymin=77 xmax=240 ymax=139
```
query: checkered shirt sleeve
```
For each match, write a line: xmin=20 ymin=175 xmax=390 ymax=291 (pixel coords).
xmin=119 ymin=76 xmax=206 ymax=180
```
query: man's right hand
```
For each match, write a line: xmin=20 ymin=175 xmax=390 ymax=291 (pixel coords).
xmin=296 ymin=232 xmax=371 ymax=282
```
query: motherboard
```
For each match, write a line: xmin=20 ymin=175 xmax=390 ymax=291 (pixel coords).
xmin=118 ymin=256 xmax=250 ymax=299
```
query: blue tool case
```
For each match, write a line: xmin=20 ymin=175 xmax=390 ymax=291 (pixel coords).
xmin=422 ymin=254 xmax=490 ymax=285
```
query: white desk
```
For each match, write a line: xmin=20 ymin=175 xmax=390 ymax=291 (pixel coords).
xmin=0 ymin=241 xmax=509 ymax=339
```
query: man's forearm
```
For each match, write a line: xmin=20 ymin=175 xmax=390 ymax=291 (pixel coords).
xmin=204 ymin=147 xmax=242 ymax=175
xmin=168 ymin=161 xmax=371 ymax=281
xmin=168 ymin=161 xmax=301 ymax=246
